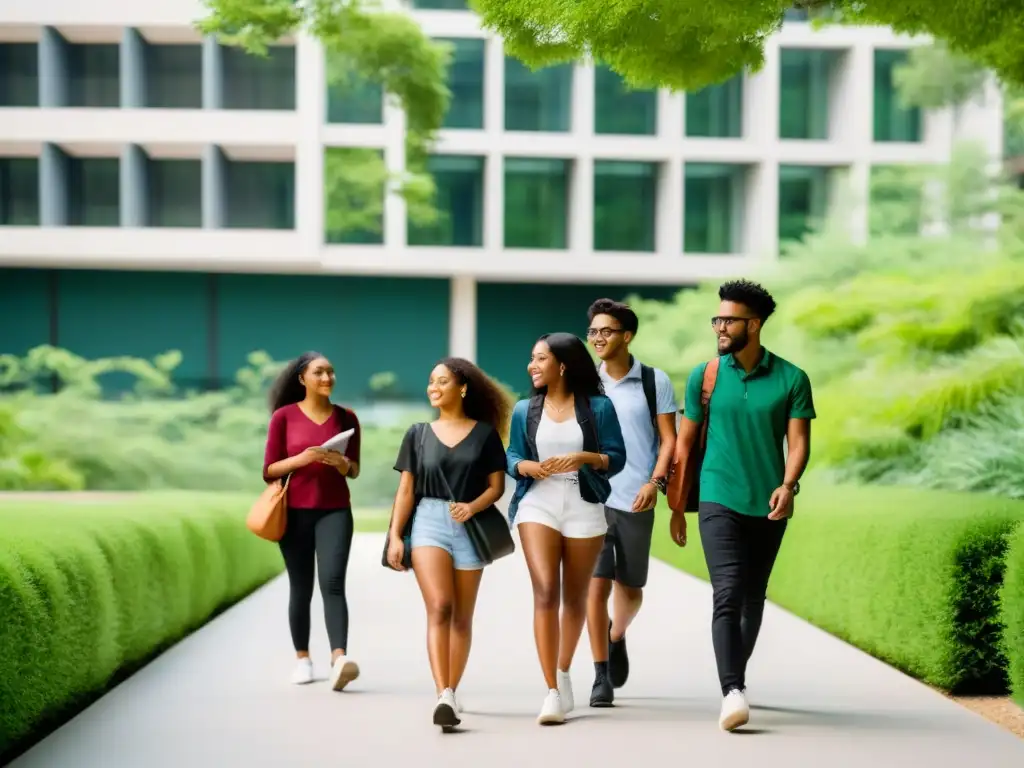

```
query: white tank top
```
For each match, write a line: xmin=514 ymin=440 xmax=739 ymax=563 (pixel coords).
xmin=535 ymin=412 xmax=584 ymax=478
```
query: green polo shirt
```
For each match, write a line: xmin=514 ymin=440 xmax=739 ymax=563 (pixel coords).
xmin=683 ymin=349 xmax=816 ymax=518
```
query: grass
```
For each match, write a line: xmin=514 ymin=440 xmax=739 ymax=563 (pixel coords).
xmin=0 ymin=493 xmax=304 ymax=761
xmin=652 ymin=484 xmax=1024 ymax=694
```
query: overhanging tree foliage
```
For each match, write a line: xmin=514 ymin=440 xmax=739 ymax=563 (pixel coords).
xmin=893 ymin=41 xmax=988 ymax=112
xmin=197 ymin=0 xmax=451 ymax=236
xmin=891 ymin=41 xmax=1024 ymax=164
xmin=469 ymin=0 xmax=1024 ymax=92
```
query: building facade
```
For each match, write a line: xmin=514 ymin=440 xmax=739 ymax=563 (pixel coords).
xmin=0 ymin=0 xmax=1003 ymax=398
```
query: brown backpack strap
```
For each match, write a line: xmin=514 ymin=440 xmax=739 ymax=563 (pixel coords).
xmin=701 ymin=356 xmax=720 ymax=408
xmin=697 ymin=356 xmax=721 ymax=455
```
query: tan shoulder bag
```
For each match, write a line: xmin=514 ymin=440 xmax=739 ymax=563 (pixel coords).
xmin=247 ymin=475 xmax=290 ymax=541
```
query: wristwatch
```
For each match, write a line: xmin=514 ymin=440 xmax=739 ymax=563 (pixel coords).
xmin=784 ymin=481 xmax=801 ymax=496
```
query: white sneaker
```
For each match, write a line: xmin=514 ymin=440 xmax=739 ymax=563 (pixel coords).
xmin=719 ymin=689 xmax=750 ymax=731
xmin=290 ymin=657 xmax=314 ymax=685
xmin=537 ymin=689 xmax=566 ymax=725
xmin=557 ymin=669 xmax=574 ymax=713
xmin=330 ymin=656 xmax=360 ymax=691
xmin=433 ymin=688 xmax=460 ymax=731
xmin=452 ymin=690 xmax=462 ymax=715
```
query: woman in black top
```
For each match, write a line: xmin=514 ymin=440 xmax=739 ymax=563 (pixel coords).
xmin=386 ymin=357 xmax=511 ymax=731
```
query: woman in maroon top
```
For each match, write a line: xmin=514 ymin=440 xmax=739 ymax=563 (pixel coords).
xmin=263 ymin=351 xmax=361 ymax=691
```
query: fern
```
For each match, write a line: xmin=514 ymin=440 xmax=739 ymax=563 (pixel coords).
xmin=891 ymin=336 xmax=1024 ymax=439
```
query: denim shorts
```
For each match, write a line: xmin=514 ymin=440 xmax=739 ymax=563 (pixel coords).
xmin=410 ymin=497 xmax=484 ymax=571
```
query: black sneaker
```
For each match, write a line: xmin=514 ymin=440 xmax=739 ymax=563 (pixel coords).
xmin=590 ymin=670 xmax=614 ymax=708
xmin=608 ymin=622 xmax=629 ymax=689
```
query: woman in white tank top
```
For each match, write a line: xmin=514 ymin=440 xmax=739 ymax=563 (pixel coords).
xmin=506 ymin=332 xmax=626 ymax=725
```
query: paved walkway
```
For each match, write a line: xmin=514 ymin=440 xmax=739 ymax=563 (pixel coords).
xmin=12 ymin=534 xmax=1024 ymax=768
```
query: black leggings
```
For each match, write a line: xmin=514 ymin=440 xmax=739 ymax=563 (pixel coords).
xmin=279 ymin=508 xmax=354 ymax=653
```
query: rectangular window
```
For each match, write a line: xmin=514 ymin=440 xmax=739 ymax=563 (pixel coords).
xmin=68 ymin=157 xmax=120 ymax=226
xmin=684 ymin=163 xmax=744 ymax=254
xmin=778 ymin=165 xmax=830 ymax=244
xmin=593 ymin=161 xmax=657 ymax=252
xmin=224 ymin=161 xmax=295 ymax=228
xmin=874 ymin=50 xmax=922 ymax=142
xmin=325 ymin=56 xmax=383 ymax=124
xmin=504 ymin=158 xmax=569 ymax=248
xmin=67 ymin=44 xmax=120 ymax=108
xmin=222 ymin=45 xmax=296 ymax=110
xmin=147 ymin=159 xmax=202 ymax=227
xmin=686 ymin=77 xmax=742 ymax=138
xmin=324 ymin=148 xmax=385 ymax=244
xmin=408 ymin=155 xmax=484 ymax=246
xmin=504 ymin=58 xmax=573 ymax=132
xmin=439 ymin=38 xmax=485 ymax=129
xmin=144 ymin=44 xmax=203 ymax=108
xmin=0 ymin=158 xmax=40 ymax=225
xmin=779 ymin=49 xmax=837 ymax=140
xmin=594 ymin=65 xmax=657 ymax=136
xmin=784 ymin=7 xmax=836 ymax=23
xmin=411 ymin=0 xmax=468 ymax=8
xmin=0 ymin=43 xmax=39 ymax=107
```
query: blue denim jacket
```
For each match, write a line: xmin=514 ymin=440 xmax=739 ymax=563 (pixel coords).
xmin=505 ymin=393 xmax=626 ymax=527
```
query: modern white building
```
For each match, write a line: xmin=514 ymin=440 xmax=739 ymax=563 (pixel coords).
xmin=0 ymin=0 xmax=1004 ymax=398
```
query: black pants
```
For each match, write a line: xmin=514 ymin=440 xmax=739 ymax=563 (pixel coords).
xmin=279 ymin=508 xmax=354 ymax=653
xmin=698 ymin=503 xmax=787 ymax=695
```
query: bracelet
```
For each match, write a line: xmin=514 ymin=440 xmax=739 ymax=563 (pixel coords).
xmin=650 ymin=476 xmax=668 ymax=494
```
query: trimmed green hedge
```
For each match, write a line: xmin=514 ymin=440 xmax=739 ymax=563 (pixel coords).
xmin=652 ymin=484 xmax=1024 ymax=694
xmin=1002 ymin=525 xmax=1024 ymax=705
xmin=0 ymin=494 xmax=284 ymax=758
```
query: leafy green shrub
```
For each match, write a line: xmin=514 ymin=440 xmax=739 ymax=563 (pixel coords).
xmin=0 ymin=347 xmax=426 ymax=506
xmin=1002 ymin=525 xmax=1024 ymax=705
xmin=884 ymin=394 xmax=1024 ymax=500
xmin=0 ymin=495 xmax=284 ymax=759
xmin=652 ymin=484 xmax=1024 ymax=693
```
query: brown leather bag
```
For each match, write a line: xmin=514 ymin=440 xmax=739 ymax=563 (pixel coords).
xmin=666 ymin=358 xmax=721 ymax=514
xmin=246 ymin=475 xmax=290 ymax=541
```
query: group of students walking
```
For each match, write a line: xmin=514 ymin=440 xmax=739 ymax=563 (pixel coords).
xmin=261 ymin=279 xmax=816 ymax=733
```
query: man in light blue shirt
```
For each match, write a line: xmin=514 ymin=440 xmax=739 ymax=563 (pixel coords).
xmin=585 ymin=298 xmax=678 ymax=708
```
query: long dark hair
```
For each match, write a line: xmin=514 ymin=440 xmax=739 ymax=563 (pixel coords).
xmin=531 ymin=332 xmax=604 ymax=400
xmin=267 ymin=351 xmax=325 ymax=413
xmin=437 ymin=357 xmax=513 ymax=438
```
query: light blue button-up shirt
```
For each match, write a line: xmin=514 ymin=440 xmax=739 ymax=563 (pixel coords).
xmin=598 ymin=358 xmax=678 ymax=512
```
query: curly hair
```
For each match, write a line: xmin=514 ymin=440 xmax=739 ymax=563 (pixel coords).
xmin=587 ymin=297 xmax=639 ymax=335
xmin=532 ymin=332 xmax=604 ymax=400
xmin=436 ymin=357 xmax=513 ymax=438
xmin=267 ymin=351 xmax=325 ymax=413
xmin=719 ymin=279 xmax=777 ymax=321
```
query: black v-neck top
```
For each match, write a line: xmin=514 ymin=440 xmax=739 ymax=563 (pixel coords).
xmin=393 ymin=421 xmax=507 ymax=503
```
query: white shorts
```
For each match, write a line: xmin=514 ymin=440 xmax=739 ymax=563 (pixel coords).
xmin=515 ymin=476 xmax=607 ymax=539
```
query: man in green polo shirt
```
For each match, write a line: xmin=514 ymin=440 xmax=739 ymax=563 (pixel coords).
xmin=672 ymin=279 xmax=815 ymax=732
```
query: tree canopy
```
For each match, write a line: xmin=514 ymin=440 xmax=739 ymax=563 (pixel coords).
xmin=469 ymin=0 xmax=1024 ymax=92
xmin=892 ymin=41 xmax=1024 ymax=161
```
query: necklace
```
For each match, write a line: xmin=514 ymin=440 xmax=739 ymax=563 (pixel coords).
xmin=545 ymin=397 xmax=571 ymax=414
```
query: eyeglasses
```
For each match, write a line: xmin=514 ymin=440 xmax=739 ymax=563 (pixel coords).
xmin=586 ymin=327 xmax=624 ymax=339
xmin=710 ymin=316 xmax=754 ymax=330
